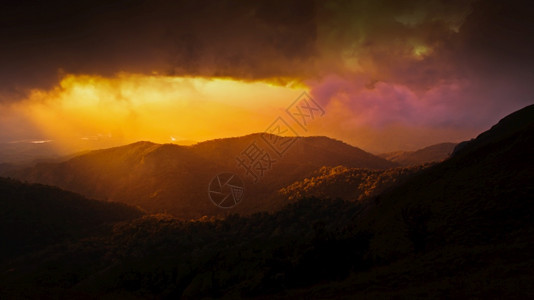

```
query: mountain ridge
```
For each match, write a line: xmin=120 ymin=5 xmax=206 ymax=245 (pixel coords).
xmin=4 ymin=134 xmax=396 ymax=218
xmin=453 ymin=104 xmax=534 ymax=156
xmin=0 ymin=177 xmax=144 ymax=261
xmin=1 ymin=105 xmax=533 ymax=298
xmin=379 ymin=142 xmax=456 ymax=166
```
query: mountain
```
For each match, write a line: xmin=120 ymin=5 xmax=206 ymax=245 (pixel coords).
xmin=0 ymin=141 xmax=60 ymax=164
xmin=368 ymin=105 xmax=534 ymax=256
xmin=0 ymin=177 xmax=143 ymax=261
xmin=4 ymin=134 xmax=396 ymax=219
xmin=298 ymin=104 xmax=534 ymax=297
xmin=280 ymin=164 xmax=430 ymax=202
xmin=1 ymin=105 xmax=533 ymax=298
xmin=379 ymin=142 xmax=457 ymax=166
xmin=452 ymin=104 xmax=534 ymax=156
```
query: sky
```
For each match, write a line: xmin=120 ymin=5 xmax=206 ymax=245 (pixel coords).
xmin=1 ymin=0 xmax=533 ymax=153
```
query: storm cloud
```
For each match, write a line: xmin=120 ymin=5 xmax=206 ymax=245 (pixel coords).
xmin=0 ymin=0 xmax=318 ymax=98
xmin=1 ymin=0 xmax=533 ymax=151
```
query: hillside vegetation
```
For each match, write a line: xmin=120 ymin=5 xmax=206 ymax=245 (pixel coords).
xmin=1 ymin=105 xmax=533 ymax=298
xmin=4 ymin=135 xmax=395 ymax=218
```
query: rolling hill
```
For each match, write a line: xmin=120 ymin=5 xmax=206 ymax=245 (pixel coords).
xmin=4 ymin=134 xmax=396 ymax=219
xmin=0 ymin=141 xmax=60 ymax=164
xmin=0 ymin=105 xmax=533 ymax=298
xmin=299 ymin=104 xmax=534 ymax=298
xmin=0 ymin=177 xmax=143 ymax=261
xmin=378 ymin=142 xmax=456 ymax=166
xmin=280 ymin=164 xmax=430 ymax=202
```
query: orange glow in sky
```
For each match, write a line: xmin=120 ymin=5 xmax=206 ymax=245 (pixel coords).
xmin=13 ymin=74 xmax=305 ymax=152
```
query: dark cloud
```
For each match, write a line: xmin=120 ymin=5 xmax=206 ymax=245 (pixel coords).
xmin=1 ymin=0 xmax=534 ymax=153
xmin=306 ymin=0 xmax=534 ymax=131
xmin=0 ymin=0 xmax=318 ymax=100
xmin=1 ymin=0 xmax=533 ymax=122
xmin=436 ymin=0 xmax=534 ymax=126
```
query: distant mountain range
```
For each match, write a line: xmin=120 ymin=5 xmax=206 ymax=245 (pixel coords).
xmin=378 ymin=142 xmax=456 ymax=166
xmin=3 ymin=134 xmax=396 ymax=218
xmin=0 ymin=141 xmax=60 ymax=164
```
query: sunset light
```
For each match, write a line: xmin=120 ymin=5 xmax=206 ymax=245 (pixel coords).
xmin=1 ymin=1 xmax=533 ymax=297
xmin=13 ymin=74 xmax=303 ymax=152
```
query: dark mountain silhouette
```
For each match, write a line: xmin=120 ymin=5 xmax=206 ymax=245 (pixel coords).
xmin=0 ymin=105 xmax=533 ymax=298
xmin=298 ymin=104 xmax=534 ymax=298
xmin=0 ymin=177 xmax=143 ymax=262
xmin=379 ymin=142 xmax=457 ymax=166
xmin=4 ymin=134 xmax=396 ymax=219
xmin=452 ymin=104 xmax=534 ymax=156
